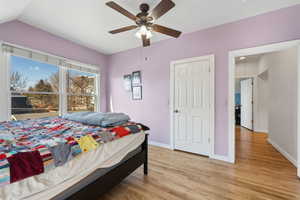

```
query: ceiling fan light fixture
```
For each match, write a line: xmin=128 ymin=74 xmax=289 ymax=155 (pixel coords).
xmin=107 ymin=0 xmax=181 ymax=47
xmin=135 ymin=25 xmax=153 ymax=39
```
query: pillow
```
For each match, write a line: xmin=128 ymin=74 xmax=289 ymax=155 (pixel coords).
xmin=62 ymin=112 xmax=95 ymax=122
xmin=62 ymin=112 xmax=130 ymax=127
xmin=80 ymin=112 xmax=107 ymax=126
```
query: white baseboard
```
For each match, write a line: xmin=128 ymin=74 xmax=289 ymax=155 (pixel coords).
xmin=267 ymin=138 xmax=297 ymax=167
xmin=210 ymin=154 xmax=233 ymax=163
xmin=254 ymin=129 xmax=268 ymax=133
xmin=149 ymin=141 xmax=234 ymax=164
xmin=149 ymin=141 xmax=171 ymax=149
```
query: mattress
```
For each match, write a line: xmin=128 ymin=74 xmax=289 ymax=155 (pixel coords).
xmin=0 ymin=132 xmax=145 ymax=200
xmin=53 ymin=145 xmax=143 ymax=200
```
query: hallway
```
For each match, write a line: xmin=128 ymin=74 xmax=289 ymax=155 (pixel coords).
xmin=235 ymin=126 xmax=296 ymax=169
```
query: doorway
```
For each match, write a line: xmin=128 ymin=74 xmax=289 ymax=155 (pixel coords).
xmin=228 ymin=40 xmax=300 ymax=177
xmin=170 ymin=55 xmax=215 ymax=157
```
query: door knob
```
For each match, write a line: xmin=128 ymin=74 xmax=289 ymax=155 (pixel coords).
xmin=174 ymin=109 xmax=179 ymax=113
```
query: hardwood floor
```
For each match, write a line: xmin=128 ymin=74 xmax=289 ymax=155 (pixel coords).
xmin=100 ymin=127 xmax=300 ymax=200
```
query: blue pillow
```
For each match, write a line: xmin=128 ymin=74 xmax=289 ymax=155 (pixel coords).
xmin=62 ymin=112 xmax=130 ymax=127
xmin=62 ymin=112 xmax=95 ymax=122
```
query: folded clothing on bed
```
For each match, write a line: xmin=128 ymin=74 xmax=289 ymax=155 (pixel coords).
xmin=7 ymin=151 xmax=44 ymax=183
xmin=62 ymin=112 xmax=130 ymax=127
xmin=0 ymin=116 xmax=149 ymax=187
xmin=48 ymin=143 xmax=73 ymax=167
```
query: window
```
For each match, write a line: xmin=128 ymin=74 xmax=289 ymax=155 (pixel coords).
xmin=2 ymin=46 xmax=100 ymax=121
xmin=10 ymin=56 xmax=59 ymax=120
xmin=67 ymin=70 xmax=97 ymax=112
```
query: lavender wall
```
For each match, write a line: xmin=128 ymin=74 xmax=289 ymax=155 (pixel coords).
xmin=0 ymin=20 xmax=108 ymax=112
xmin=108 ymin=5 xmax=300 ymax=156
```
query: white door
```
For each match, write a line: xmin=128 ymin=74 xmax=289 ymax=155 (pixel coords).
xmin=240 ymin=78 xmax=253 ymax=130
xmin=172 ymin=56 xmax=214 ymax=156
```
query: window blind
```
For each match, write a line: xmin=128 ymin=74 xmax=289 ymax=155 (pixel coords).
xmin=2 ymin=44 xmax=100 ymax=74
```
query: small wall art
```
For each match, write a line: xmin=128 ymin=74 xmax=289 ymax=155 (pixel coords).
xmin=131 ymin=71 xmax=142 ymax=86
xmin=123 ymin=74 xmax=132 ymax=92
xmin=132 ymin=86 xmax=142 ymax=100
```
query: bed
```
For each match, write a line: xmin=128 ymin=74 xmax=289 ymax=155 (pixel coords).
xmin=0 ymin=113 xmax=149 ymax=200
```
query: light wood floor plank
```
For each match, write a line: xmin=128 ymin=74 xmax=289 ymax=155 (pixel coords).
xmin=100 ymin=127 xmax=300 ymax=200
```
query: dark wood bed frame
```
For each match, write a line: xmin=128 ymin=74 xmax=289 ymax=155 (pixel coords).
xmin=59 ymin=134 xmax=148 ymax=200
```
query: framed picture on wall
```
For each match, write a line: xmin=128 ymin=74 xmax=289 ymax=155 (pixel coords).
xmin=123 ymin=74 xmax=132 ymax=92
xmin=131 ymin=71 xmax=142 ymax=86
xmin=132 ymin=86 xmax=142 ymax=100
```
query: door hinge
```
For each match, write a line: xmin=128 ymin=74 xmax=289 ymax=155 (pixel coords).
xmin=209 ymin=68 xmax=211 ymax=72
xmin=208 ymin=138 xmax=210 ymax=143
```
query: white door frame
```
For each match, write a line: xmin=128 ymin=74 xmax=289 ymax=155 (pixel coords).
xmin=170 ymin=55 xmax=215 ymax=157
xmin=228 ymin=40 xmax=300 ymax=173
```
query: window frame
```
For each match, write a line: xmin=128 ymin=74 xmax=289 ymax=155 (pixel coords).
xmin=0 ymin=42 xmax=101 ymax=121
xmin=10 ymin=54 xmax=61 ymax=119
xmin=64 ymin=68 xmax=100 ymax=114
xmin=0 ymin=44 xmax=11 ymax=121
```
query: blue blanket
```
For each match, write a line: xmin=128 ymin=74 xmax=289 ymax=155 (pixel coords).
xmin=62 ymin=112 xmax=130 ymax=127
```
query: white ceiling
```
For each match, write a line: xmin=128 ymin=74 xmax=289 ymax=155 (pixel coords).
xmin=0 ymin=0 xmax=299 ymax=54
xmin=0 ymin=0 xmax=32 ymax=23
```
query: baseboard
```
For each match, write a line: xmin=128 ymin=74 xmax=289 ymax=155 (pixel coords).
xmin=254 ymin=129 xmax=268 ymax=133
xmin=149 ymin=142 xmax=233 ymax=164
xmin=267 ymin=138 xmax=297 ymax=167
xmin=210 ymin=154 xmax=233 ymax=163
xmin=149 ymin=141 xmax=171 ymax=149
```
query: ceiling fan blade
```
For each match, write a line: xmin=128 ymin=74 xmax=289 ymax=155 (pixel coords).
xmin=142 ymin=35 xmax=150 ymax=47
xmin=152 ymin=24 xmax=181 ymax=38
xmin=150 ymin=0 xmax=175 ymax=20
xmin=109 ymin=25 xmax=138 ymax=34
xmin=106 ymin=1 xmax=137 ymax=21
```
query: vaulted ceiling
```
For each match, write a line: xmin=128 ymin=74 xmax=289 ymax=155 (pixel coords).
xmin=0 ymin=0 xmax=32 ymax=23
xmin=1 ymin=0 xmax=299 ymax=54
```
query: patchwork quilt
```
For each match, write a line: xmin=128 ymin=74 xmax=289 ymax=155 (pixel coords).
xmin=0 ymin=117 xmax=149 ymax=187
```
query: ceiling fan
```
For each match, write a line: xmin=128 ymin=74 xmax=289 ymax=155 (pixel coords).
xmin=106 ymin=0 xmax=182 ymax=47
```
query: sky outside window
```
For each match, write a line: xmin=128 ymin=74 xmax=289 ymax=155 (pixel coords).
xmin=10 ymin=55 xmax=59 ymax=91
